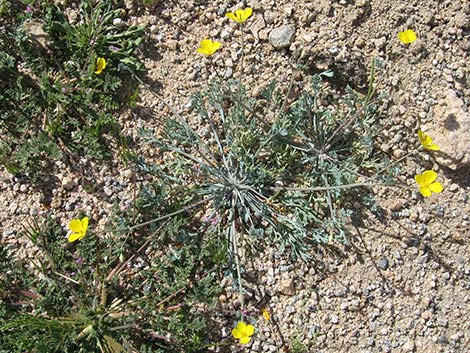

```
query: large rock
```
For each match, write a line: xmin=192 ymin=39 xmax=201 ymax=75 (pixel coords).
xmin=430 ymin=90 xmax=470 ymax=170
xmin=269 ymin=25 xmax=296 ymax=49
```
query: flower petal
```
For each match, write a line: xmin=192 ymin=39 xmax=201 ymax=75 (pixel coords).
xmin=422 ymin=170 xmax=437 ymax=185
xmin=414 ymin=174 xmax=425 ymax=186
xmin=200 ymin=39 xmax=212 ymax=48
xmin=419 ymin=186 xmax=432 ymax=197
xmin=239 ymin=336 xmax=251 ymax=344
xmin=81 ymin=217 xmax=89 ymax=236
xmin=429 ymin=182 xmax=443 ymax=193
xmin=262 ymin=308 xmax=270 ymax=322
xmin=243 ymin=8 xmax=253 ymax=20
xmin=398 ymin=29 xmax=417 ymax=44
xmin=212 ymin=41 xmax=221 ymax=51
xmin=69 ymin=219 xmax=83 ymax=232
xmin=198 ymin=41 xmax=209 ymax=53
xmin=418 ymin=130 xmax=431 ymax=147
xmin=232 ymin=327 xmax=242 ymax=339
xmin=236 ymin=8 xmax=252 ymax=22
xmin=68 ymin=232 xmax=83 ymax=242
xmin=418 ymin=130 xmax=440 ymax=151
xmin=418 ymin=130 xmax=425 ymax=143
xmin=244 ymin=324 xmax=255 ymax=336
xmin=225 ymin=12 xmax=237 ymax=22
xmin=95 ymin=57 xmax=107 ymax=74
xmin=235 ymin=9 xmax=244 ymax=19
xmin=237 ymin=321 xmax=247 ymax=330
xmin=197 ymin=39 xmax=221 ymax=55
xmin=226 ymin=8 xmax=252 ymax=23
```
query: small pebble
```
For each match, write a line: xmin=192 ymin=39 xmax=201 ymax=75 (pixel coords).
xmin=377 ymin=258 xmax=389 ymax=270
xmin=269 ymin=25 xmax=296 ymax=49
xmin=220 ymin=29 xmax=230 ymax=40
xmin=113 ymin=18 xmax=126 ymax=28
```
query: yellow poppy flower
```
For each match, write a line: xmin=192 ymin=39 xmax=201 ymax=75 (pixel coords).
xmin=231 ymin=321 xmax=255 ymax=344
xmin=94 ymin=57 xmax=107 ymax=74
xmin=418 ymin=130 xmax=440 ymax=151
xmin=225 ymin=8 xmax=253 ymax=23
xmin=261 ymin=308 xmax=270 ymax=322
xmin=398 ymin=29 xmax=417 ymax=44
xmin=197 ymin=39 xmax=221 ymax=56
xmin=414 ymin=170 xmax=443 ymax=197
xmin=68 ymin=217 xmax=89 ymax=242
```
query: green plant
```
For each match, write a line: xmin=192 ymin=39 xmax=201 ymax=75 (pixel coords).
xmin=0 ymin=207 xmax=223 ymax=352
xmin=289 ymin=337 xmax=308 ymax=353
xmin=0 ymin=0 xmax=145 ymax=180
xmin=128 ymin=61 xmax=394 ymax=329
xmin=137 ymin=67 xmax=389 ymax=254
xmin=140 ymin=0 xmax=160 ymax=8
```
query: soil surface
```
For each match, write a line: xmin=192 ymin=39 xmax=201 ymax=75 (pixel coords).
xmin=1 ymin=0 xmax=469 ymax=352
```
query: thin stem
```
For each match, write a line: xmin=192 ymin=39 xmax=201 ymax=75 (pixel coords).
xmin=129 ymin=197 xmax=212 ymax=231
xmin=125 ymin=266 xmax=218 ymax=309
xmin=324 ymin=59 xmax=377 ymax=149
xmin=207 ymin=112 xmax=231 ymax=174
xmin=106 ymin=221 xmax=169 ymax=282
xmin=231 ymin=191 xmax=244 ymax=318
xmin=364 ymin=58 xmax=376 ymax=106
xmin=223 ymin=85 xmax=272 ymax=126
xmin=321 ymin=175 xmax=336 ymax=243
xmin=270 ymin=181 xmax=395 ymax=192
xmin=322 ymin=175 xmax=336 ymax=219
xmin=108 ymin=198 xmax=209 ymax=268
xmin=239 ymin=25 xmax=245 ymax=76
xmin=279 ymin=62 xmax=297 ymax=116
xmin=367 ymin=148 xmax=419 ymax=180
xmin=160 ymin=142 xmax=215 ymax=171
xmin=54 ymin=271 xmax=80 ymax=285
xmin=110 ymin=323 xmax=138 ymax=331
xmin=131 ymin=72 xmax=219 ymax=167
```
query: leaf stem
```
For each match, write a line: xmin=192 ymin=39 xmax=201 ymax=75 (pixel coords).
xmin=231 ymin=191 xmax=244 ymax=319
xmin=129 ymin=197 xmax=212 ymax=231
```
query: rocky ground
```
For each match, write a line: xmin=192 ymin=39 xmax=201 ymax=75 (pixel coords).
xmin=1 ymin=0 xmax=469 ymax=352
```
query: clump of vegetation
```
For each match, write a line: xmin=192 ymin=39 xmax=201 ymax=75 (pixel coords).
xmin=0 ymin=211 xmax=223 ymax=352
xmin=130 ymin=60 xmax=396 ymax=340
xmin=0 ymin=0 xmax=145 ymax=180
xmin=0 ymin=61 xmax=393 ymax=349
xmin=136 ymin=65 xmax=389 ymax=263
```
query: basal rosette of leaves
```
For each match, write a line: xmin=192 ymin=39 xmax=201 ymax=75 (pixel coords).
xmin=0 ymin=0 xmax=145 ymax=180
xmin=137 ymin=69 xmax=391 ymax=262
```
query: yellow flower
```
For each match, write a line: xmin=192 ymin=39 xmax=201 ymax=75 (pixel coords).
xmin=261 ymin=308 xmax=270 ymax=322
xmin=231 ymin=321 xmax=255 ymax=344
xmin=398 ymin=29 xmax=417 ymax=44
xmin=418 ymin=130 xmax=440 ymax=151
xmin=225 ymin=8 xmax=253 ymax=23
xmin=94 ymin=57 xmax=107 ymax=74
xmin=68 ymin=217 xmax=89 ymax=242
xmin=197 ymin=39 xmax=221 ymax=56
xmin=414 ymin=170 xmax=443 ymax=197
